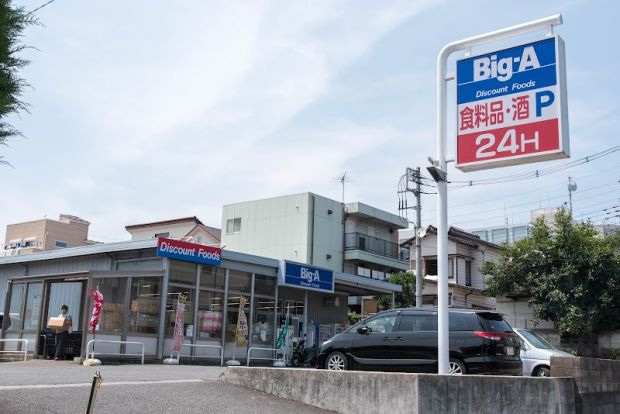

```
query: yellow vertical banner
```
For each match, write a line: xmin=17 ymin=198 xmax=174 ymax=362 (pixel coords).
xmin=235 ymin=296 xmax=248 ymax=347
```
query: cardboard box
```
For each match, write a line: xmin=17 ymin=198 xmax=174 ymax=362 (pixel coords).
xmin=47 ymin=317 xmax=70 ymax=330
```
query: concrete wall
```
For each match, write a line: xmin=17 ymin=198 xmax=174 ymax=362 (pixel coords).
xmin=219 ymin=367 xmax=576 ymax=414
xmin=552 ymin=356 xmax=620 ymax=414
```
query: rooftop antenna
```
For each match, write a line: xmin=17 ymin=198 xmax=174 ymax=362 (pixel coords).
xmin=332 ymin=172 xmax=353 ymax=204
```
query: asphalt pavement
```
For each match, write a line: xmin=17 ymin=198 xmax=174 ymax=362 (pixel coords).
xmin=0 ymin=360 xmax=332 ymax=414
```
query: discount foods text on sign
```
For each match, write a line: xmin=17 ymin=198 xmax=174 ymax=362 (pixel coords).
xmin=455 ymin=36 xmax=569 ymax=171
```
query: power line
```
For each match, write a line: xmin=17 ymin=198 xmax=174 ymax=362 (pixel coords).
xmin=26 ymin=0 xmax=57 ymax=16
xmin=423 ymin=178 xmax=620 ymax=224
xmin=448 ymin=145 xmax=620 ymax=188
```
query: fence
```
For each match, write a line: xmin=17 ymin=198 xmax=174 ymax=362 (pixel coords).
xmin=0 ymin=338 xmax=29 ymax=362
xmin=170 ymin=343 xmax=224 ymax=366
xmin=86 ymin=339 xmax=145 ymax=364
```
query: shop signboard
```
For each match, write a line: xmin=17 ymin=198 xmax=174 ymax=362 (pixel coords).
xmin=456 ymin=35 xmax=569 ymax=171
xmin=279 ymin=261 xmax=334 ymax=293
xmin=156 ymin=237 xmax=221 ymax=266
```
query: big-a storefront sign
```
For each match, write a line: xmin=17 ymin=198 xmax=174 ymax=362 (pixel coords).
xmin=280 ymin=261 xmax=334 ymax=293
xmin=156 ymin=237 xmax=221 ymax=266
xmin=456 ymin=36 xmax=569 ymax=171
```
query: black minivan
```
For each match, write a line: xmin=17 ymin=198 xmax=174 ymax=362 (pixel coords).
xmin=317 ymin=308 xmax=522 ymax=375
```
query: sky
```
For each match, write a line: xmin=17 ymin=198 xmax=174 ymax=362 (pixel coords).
xmin=1 ymin=0 xmax=619 ymax=244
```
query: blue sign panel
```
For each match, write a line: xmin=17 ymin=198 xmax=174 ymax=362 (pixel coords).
xmin=456 ymin=37 xmax=558 ymax=104
xmin=280 ymin=261 xmax=334 ymax=293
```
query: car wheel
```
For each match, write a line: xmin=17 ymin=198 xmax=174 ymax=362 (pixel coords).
xmin=536 ymin=366 xmax=550 ymax=377
xmin=448 ymin=358 xmax=466 ymax=375
xmin=325 ymin=351 xmax=348 ymax=371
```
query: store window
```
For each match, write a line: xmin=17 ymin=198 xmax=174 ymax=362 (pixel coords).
xmin=166 ymin=286 xmax=194 ymax=337
xmin=253 ymin=274 xmax=276 ymax=297
xmin=6 ymin=283 xmax=26 ymax=331
xmin=228 ymin=269 xmax=251 ymax=293
xmin=128 ymin=277 xmax=162 ymax=335
xmin=225 ymin=294 xmax=250 ymax=343
xmin=169 ymin=261 xmax=196 ymax=285
xmin=197 ymin=290 xmax=224 ymax=340
xmin=96 ymin=278 xmax=127 ymax=332
xmin=252 ymin=298 xmax=275 ymax=345
xmin=116 ymin=259 xmax=163 ymax=271
xmin=23 ymin=283 xmax=43 ymax=330
xmin=200 ymin=265 xmax=225 ymax=290
xmin=55 ymin=240 xmax=68 ymax=248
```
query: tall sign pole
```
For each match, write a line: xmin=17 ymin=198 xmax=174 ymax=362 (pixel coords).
xmin=433 ymin=14 xmax=564 ymax=374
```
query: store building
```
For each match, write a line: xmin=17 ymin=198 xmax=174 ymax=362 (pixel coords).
xmin=0 ymin=237 xmax=399 ymax=363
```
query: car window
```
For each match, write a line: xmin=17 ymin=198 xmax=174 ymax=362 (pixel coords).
xmin=365 ymin=314 xmax=397 ymax=333
xmin=519 ymin=330 xmax=554 ymax=349
xmin=396 ymin=314 xmax=437 ymax=332
xmin=477 ymin=312 xmax=513 ymax=332
xmin=449 ymin=313 xmax=481 ymax=331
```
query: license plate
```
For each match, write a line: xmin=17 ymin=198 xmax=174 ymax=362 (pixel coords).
xmin=505 ymin=346 xmax=515 ymax=356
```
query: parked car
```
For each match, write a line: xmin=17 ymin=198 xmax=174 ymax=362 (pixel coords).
xmin=514 ymin=328 xmax=572 ymax=377
xmin=317 ymin=307 xmax=522 ymax=375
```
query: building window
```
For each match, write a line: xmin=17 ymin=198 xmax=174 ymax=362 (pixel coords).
xmin=154 ymin=232 xmax=169 ymax=238
xmin=129 ymin=277 xmax=162 ymax=335
xmin=95 ymin=278 xmax=128 ymax=332
xmin=55 ymin=240 xmax=68 ymax=248
xmin=425 ymin=260 xmax=437 ymax=276
xmin=512 ymin=226 xmax=529 ymax=243
xmin=23 ymin=238 xmax=36 ymax=248
xmin=465 ymin=261 xmax=472 ymax=287
xmin=357 ymin=266 xmax=371 ymax=277
xmin=425 ymin=259 xmax=453 ymax=278
xmin=490 ymin=228 xmax=508 ymax=244
xmin=197 ymin=290 xmax=224 ymax=340
xmin=226 ymin=218 xmax=241 ymax=234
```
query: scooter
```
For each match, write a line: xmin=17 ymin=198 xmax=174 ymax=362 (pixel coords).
xmin=290 ymin=339 xmax=319 ymax=367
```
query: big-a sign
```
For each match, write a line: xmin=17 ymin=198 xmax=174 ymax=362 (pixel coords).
xmin=456 ymin=36 xmax=569 ymax=171
xmin=156 ymin=237 xmax=221 ymax=267
xmin=279 ymin=261 xmax=334 ymax=293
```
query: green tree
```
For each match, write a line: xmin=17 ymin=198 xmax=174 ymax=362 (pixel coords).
xmin=376 ymin=271 xmax=416 ymax=310
xmin=0 ymin=1 xmax=35 ymax=164
xmin=483 ymin=211 xmax=620 ymax=353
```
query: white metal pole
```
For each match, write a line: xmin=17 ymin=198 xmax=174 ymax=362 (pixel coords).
xmin=435 ymin=14 xmax=563 ymax=374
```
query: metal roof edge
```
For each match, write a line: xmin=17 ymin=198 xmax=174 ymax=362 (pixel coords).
xmin=334 ymin=271 xmax=403 ymax=293
xmin=0 ymin=239 xmax=156 ymax=265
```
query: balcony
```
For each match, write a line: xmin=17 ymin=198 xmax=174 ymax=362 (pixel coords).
xmin=345 ymin=232 xmax=405 ymax=260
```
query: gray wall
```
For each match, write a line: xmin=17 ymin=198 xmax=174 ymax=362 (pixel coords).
xmin=220 ymin=367 xmax=577 ymax=414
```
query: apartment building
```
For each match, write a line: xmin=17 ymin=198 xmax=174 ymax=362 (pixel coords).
xmin=221 ymin=192 xmax=409 ymax=278
xmin=2 ymin=214 xmax=94 ymax=257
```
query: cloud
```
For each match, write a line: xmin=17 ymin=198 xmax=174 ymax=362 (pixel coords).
xmin=1 ymin=1 xmax=439 ymax=243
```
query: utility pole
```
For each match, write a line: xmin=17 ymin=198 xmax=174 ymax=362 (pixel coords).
xmin=398 ymin=167 xmax=423 ymax=308
xmin=414 ymin=168 xmax=423 ymax=308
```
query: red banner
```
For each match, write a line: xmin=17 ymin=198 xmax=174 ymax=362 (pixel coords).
xmin=89 ymin=288 xmax=104 ymax=334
